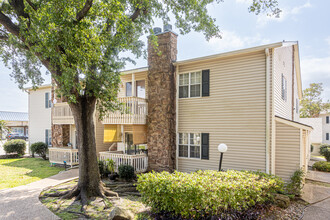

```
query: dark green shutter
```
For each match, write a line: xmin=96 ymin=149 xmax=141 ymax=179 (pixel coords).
xmin=201 ymin=133 xmax=209 ymax=160
xmin=45 ymin=92 xmax=49 ymax=108
xmin=202 ymin=69 xmax=210 ymax=97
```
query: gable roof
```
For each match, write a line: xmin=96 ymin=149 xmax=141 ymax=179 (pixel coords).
xmin=0 ymin=111 xmax=28 ymax=122
xmin=275 ymin=115 xmax=313 ymax=131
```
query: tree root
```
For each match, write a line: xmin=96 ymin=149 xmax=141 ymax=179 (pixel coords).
xmin=42 ymin=183 xmax=119 ymax=213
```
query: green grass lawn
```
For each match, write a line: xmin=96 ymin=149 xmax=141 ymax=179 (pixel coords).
xmin=0 ymin=158 xmax=64 ymax=190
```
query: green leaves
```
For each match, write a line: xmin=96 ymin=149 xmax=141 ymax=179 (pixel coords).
xmin=136 ymin=170 xmax=284 ymax=218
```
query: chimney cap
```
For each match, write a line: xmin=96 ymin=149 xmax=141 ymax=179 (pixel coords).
xmin=163 ymin=24 xmax=172 ymax=32
xmin=153 ymin=27 xmax=162 ymax=34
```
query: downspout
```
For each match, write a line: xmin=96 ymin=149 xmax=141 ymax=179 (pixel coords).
xmin=175 ymin=65 xmax=179 ymax=171
xmin=292 ymin=45 xmax=295 ymax=121
xmin=265 ymin=48 xmax=270 ymax=174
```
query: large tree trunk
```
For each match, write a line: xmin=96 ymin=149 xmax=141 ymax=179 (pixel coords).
xmin=44 ymin=95 xmax=117 ymax=209
xmin=70 ymin=96 xmax=102 ymax=198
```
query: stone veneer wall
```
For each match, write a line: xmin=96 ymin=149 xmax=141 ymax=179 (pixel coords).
xmin=147 ymin=31 xmax=177 ymax=172
xmin=52 ymin=124 xmax=70 ymax=147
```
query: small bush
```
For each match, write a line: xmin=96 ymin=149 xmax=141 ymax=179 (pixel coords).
xmin=285 ymin=169 xmax=305 ymax=196
xmin=118 ymin=164 xmax=135 ymax=181
xmin=137 ymin=170 xmax=284 ymax=218
xmin=3 ymin=139 xmax=26 ymax=156
xmin=98 ymin=160 xmax=106 ymax=177
xmin=312 ymin=161 xmax=330 ymax=172
xmin=319 ymin=144 xmax=330 ymax=162
xmin=30 ymin=142 xmax=48 ymax=160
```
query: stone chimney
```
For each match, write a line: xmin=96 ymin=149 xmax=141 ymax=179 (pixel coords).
xmin=147 ymin=25 xmax=178 ymax=172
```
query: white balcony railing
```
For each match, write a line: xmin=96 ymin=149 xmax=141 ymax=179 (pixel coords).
xmin=52 ymin=103 xmax=74 ymax=124
xmin=102 ymin=97 xmax=147 ymax=125
xmin=49 ymin=147 xmax=79 ymax=167
xmin=99 ymin=151 xmax=148 ymax=173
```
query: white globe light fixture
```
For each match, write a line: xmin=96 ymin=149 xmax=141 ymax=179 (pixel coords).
xmin=218 ymin=143 xmax=228 ymax=153
xmin=217 ymin=143 xmax=228 ymax=171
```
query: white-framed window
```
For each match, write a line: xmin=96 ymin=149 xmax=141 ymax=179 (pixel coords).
xmin=326 ymin=133 xmax=329 ymax=141
xmin=281 ymin=74 xmax=287 ymax=101
xmin=179 ymin=71 xmax=201 ymax=98
xmin=126 ymin=82 xmax=132 ymax=97
xmin=45 ymin=129 xmax=52 ymax=146
xmin=45 ymin=92 xmax=52 ymax=108
xmin=326 ymin=116 xmax=329 ymax=124
xmin=179 ymin=133 xmax=201 ymax=159
xmin=296 ymin=98 xmax=299 ymax=114
xmin=11 ymin=127 xmax=24 ymax=135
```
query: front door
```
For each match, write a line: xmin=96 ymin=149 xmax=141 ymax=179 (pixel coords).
xmin=125 ymin=133 xmax=135 ymax=155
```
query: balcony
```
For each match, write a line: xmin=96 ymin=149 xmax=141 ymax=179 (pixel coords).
xmin=99 ymin=151 xmax=148 ymax=173
xmin=52 ymin=103 xmax=74 ymax=125
xmin=102 ymin=97 xmax=147 ymax=125
xmin=48 ymin=147 xmax=79 ymax=167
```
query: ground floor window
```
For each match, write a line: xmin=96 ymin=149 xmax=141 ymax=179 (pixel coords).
xmin=11 ymin=127 xmax=24 ymax=135
xmin=45 ymin=129 xmax=52 ymax=146
xmin=326 ymin=133 xmax=329 ymax=141
xmin=179 ymin=133 xmax=201 ymax=159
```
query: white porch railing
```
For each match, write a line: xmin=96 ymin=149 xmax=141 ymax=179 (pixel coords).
xmin=102 ymin=97 xmax=147 ymax=125
xmin=99 ymin=151 xmax=148 ymax=173
xmin=52 ymin=103 xmax=74 ymax=124
xmin=49 ymin=147 xmax=79 ymax=167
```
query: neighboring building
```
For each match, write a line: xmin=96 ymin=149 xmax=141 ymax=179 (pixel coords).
xmin=300 ymin=118 xmax=323 ymax=156
xmin=0 ymin=111 xmax=28 ymax=139
xmin=319 ymin=112 xmax=330 ymax=145
xmin=30 ymin=26 xmax=312 ymax=181
xmin=25 ymin=84 xmax=52 ymax=146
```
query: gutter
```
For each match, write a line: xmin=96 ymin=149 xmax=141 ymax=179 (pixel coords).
xmin=265 ymin=48 xmax=270 ymax=174
xmin=175 ymin=65 xmax=179 ymax=171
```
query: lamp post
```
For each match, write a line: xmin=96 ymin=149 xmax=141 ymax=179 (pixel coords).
xmin=217 ymin=143 xmax=228 ymax=171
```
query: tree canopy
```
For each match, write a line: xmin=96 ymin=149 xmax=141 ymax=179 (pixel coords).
xmin=300 ymin=83 xmax=330 ymax=118
xmin=0 ymin=0 xmax=280 ymax=116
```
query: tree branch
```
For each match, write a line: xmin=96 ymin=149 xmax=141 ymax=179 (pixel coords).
xmin=0 ymin=11 xmax=20 ymax=36
xmin=9 ymin=0 xmax=29 ymax=19
xmin=76 ymin=0 xmax=93 ymax=22
xmin=130 ymin=8 xmax=141 ymax=22
xmin=0 ymin=35 xmax=8 ymax=40
xmin=25 ymin=0 xmax=37 ymax=11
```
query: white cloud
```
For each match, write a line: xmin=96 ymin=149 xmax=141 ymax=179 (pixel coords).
xmin=256 ymin=1 xmax=312 ymax=27
xmin=301 ymin=56 xmax=330 ymax=100
xmin=208 ymin=30 xmax=270 ymax=52
xmin=326 ymin=37 xmax=330 ymax=46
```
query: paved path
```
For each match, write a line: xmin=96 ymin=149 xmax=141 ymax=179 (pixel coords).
xmin=0 ymin=168 xmax=79 ymax=220
xmin=306 ymin=170 xmax=330 ymax=184
xmin=301 ymin=170 xmax=330 ymax=220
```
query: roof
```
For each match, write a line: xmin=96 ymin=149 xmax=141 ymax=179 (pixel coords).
xmin=275 ymin=115 xmax=313 ymax=131
xmin=0 ymin=111 xmax=28 ymax=122
xmin=24 ymin=84 xmax=52 ymax=91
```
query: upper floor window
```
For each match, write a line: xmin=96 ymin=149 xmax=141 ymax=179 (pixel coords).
xmin=296 ymin=98 xmax=299 ymax=114
xmin=326 ymin=116 xmax=329 ymax=124
xmin=126 ymin=80 xmax=146 ymax=98
xmin=45 ymin=92 xmax=51 ymax=108
xmin=179 ymin=71 xmax=201 ymax=98
xmin=45 ymin=129 xmax=52 ymax=146
xmin=126 ymin=82 xmax=132 ymax=97
xmin=281 ymin=74 xmax=287 ymax=101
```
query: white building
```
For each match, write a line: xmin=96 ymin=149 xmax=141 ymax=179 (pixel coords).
xmin=319 ymin=112 xmax=330 ymax=145
xmin=300 ymin=117 xmax=323 ymax=155
xmin=25 ymin=84 xmax=52 ymax=146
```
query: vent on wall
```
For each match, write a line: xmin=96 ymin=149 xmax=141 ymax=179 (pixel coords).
xmin=153 ymin=27 xmax=162 ymax=34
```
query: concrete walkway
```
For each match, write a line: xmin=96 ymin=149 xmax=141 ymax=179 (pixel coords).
xmin=0 ymin=168 xmax=79 ymax=220
xmin=306 ymin=170 xmax=330 ymax=184
xmin=301 ymin=170 xmax=330 ymax=220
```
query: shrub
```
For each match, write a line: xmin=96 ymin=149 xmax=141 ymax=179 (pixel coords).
xmin=98 ymin=160 xmax=106 ymax=177
xmin=312 ymin=161 xmax=330 ymax=172
xmin=319 ymin=144 xmax=330 ymax=162
xmin=3 ymin=139 xmax=26 ymax=156
xmin=137 ymin=170 xmax=284 ymax=218
xmin=118 ymin=164 xmax=135 ymax=181
xmin=30 ymin=142 xmax=48 ymax=160
xmin=285 ymin=169 xmax=305 ymax=196
xmin=106 ymin=159 xmax=115 ymax=174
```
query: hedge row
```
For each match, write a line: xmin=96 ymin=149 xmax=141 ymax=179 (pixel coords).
xmin=313 ymin=161 xmax=330 ymax=172
xmin=137 ymin=170 xmax=284 ymax=218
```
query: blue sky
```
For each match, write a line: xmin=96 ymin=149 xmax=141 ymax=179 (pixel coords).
xmin=0 ymin=0 xmax=329 ymax=112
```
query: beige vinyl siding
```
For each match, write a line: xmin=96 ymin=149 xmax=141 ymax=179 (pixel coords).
xmin=95 ymin=118 xmax=113 ymax=155
xmin=118 ymin=71 xmax=148 ymax=98
xmin=275 ymin=121 xmax=300 ymax=182
xmin=178 ymin=51 xmax=267 ymax=172
xmin=274 ymin=46 xmax=298 ymax=120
